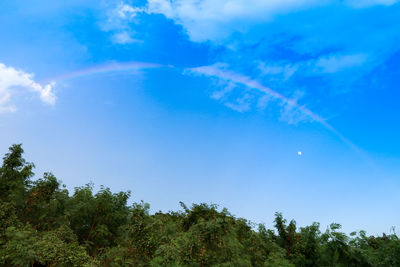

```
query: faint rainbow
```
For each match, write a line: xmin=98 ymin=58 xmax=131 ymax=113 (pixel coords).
xmin=50 ymin=61 xmax=164 ymax=82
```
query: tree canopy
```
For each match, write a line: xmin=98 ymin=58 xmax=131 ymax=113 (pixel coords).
xmin=0 ymin=144 xmax=399 ymax=266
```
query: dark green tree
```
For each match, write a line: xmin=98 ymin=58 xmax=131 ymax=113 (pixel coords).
xmin=1 ymin=144 xmax=400 ymax=267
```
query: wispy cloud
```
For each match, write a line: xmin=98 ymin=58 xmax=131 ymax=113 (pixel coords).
xmin=100 ymin=1 xmax=398 ymax=156
xmin=187 ymin=63 xmax=323 ymax=123
xmin=0 ymin=63 xmax=56 ymax=114
xmin=187 ymin=63 xmax=362 ymax=152
xmin=134 ymin=0 xmax=327 ymax=42
xmin=257 ymin=53 xmax=369 ymax=80
xmin=118 ymin=0 xmax=399 ymax=42
xmin=315 ymin=54 xmax=368 ymax=73
xmin=101 ymin=2 xmax=146 ymax=44
xmin=111 ymin=0 xmax=400 ymax=92
xmin=111 ymin=31 xmax=142 ymax=44
xmin=116 ymin=2 xmax=144 ymax=19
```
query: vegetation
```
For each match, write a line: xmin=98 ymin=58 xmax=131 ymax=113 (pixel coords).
xmin=1 ymin=144 xmax=399 ymax=266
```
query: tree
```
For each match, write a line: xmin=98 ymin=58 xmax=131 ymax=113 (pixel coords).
xmin=0 ymin=144 xmax=34 ymax=213
xmin=67 ymin=184 xmax=130 ymax=256
xmin=1 ymin=144 xmax=400 ymax=266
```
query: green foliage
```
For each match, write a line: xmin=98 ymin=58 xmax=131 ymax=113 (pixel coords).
xmin=23 ymin=172 xmax=69 ymax=230
xmin=67 ymin=184 xmax=130 ymax=256
xmin=0 ymin=144 xmax=399 ymax=266
xmin=0 ymin=144 xmax=34 ymax=213
xmin=1 ymin=225 xmax=96 ymax=266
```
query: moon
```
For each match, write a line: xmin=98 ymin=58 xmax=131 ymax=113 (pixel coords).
xmin=297 ymin=151 xmax=302 ymax=156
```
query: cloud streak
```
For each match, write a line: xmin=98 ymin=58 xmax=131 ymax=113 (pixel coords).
xmin=187 ymin=64 xmax=362 ymax=152
xmin=188 ymin=64 xmax=324 ymax=120
xmin=0 ymin=63 xmax=55 ymax=114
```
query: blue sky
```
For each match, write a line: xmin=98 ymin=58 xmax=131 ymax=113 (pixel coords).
xmin=1 ymin=0 xmax=400 ymax=234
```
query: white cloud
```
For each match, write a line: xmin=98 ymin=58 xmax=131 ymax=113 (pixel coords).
xmin=101 ymin=2 xmax=146 ymax=43
xmin=0 ymin=63 xmax=56 ymax=113
xmin=116 ymin=3 xmax=144 ymax=19
xmin=111 ymin=31 xmax=142 ymax=44
xmin=115 ymin=0 xmax=399 ymax=42
xmin=315 ymin=54 xmax=368 ymax=73
xmin=145 ymin=0 xmax=327 ymax=41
